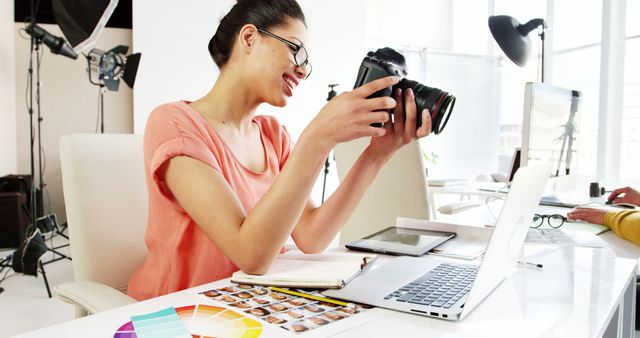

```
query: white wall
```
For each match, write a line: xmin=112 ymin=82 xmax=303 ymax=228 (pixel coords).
xmin=132 ymin=0 xmax=369 ymax=202
xmin=14 ymin=24 xmax=133 ymax=223
xmin=367 ymin=0 xmax=453 ymax=50
xmin=1 ymin=1 xmax=17 ymax=175
xmin=131 ymin=0 xmax=235 ymax=134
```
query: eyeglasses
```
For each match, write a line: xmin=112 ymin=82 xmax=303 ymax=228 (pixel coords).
xmin=530 ymin=214 xmax=567 ymax=228
xmin=257 ymin=28 xmax=312 ymax=79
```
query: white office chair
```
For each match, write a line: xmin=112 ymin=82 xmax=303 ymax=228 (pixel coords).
xmin=56 ymin=134 xmax=148 ymax=318
xmin=333 ymin=139 xmax=430 ymax=245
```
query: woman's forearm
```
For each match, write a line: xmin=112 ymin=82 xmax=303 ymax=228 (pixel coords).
xmin=605 ymin=210 xmax=640 ymax=245
xmin=292 ymin=147 xmax=392 ymax=252
xmin=236 ymin=133 xmax=332 ymax=270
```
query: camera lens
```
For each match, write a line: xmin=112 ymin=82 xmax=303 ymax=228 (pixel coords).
xmin=395 ymin=79 xmax=456 ymax=135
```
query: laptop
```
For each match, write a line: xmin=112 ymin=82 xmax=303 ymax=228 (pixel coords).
xmin=324 ymin=163 xmax=550 ymax=320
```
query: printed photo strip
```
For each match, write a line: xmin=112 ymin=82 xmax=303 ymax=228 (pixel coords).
xmin=199 ymin=284 xmax=370 ymax=334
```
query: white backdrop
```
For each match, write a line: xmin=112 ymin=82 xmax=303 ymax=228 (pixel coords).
xmin=131 ymin=0 xmax=369 ymax=202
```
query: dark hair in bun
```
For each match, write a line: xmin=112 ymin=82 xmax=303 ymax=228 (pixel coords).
xmin=208 ymin=0 xmax=306 ymax=69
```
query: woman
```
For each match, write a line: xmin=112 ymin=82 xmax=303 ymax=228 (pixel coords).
xmin=128 ymin=0 xmax=431 ymax=301
xmin=568 ymin=187 xmax=640 ymax=244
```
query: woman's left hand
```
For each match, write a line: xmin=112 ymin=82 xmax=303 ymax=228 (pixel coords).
xmin=367 ymin=87 xmax=432 ymax=159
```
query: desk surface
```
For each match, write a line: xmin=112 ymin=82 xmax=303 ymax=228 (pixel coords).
xmin=435 ymin=199 xmax=640 ymax=262
xmin=14 ymin=245 xmax=637 ymax=338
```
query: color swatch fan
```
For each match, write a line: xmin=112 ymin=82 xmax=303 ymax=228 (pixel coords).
xmin=113 ymin=304 xmax=263 ymax=338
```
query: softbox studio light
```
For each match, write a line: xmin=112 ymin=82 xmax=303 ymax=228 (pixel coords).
xmin=52 ymin=0 xmax=119 ymax=53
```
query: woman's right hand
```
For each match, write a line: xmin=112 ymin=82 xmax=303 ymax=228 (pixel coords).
xmin=608 ymin=187 xmax=640 ymax=206
xmin=567 ymin=207 xmax=607 ymax=225
xmin=302 ymin=76 xmax=400 ymax=152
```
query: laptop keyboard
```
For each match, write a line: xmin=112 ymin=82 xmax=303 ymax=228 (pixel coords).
xmin=384 ymin=263 xmax=478 ymax=309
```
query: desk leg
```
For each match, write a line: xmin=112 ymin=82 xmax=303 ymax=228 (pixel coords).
xmin=620 ymin=271 xmax=636 ymax=338
xmin=603 ymin=267 xmax=637 ymax=338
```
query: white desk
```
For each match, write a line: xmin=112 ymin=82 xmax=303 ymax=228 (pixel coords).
xmin=434 ymin=199 xmax=640 ymax=263
xmin=14 ymin=244 xmax=637 ymax=338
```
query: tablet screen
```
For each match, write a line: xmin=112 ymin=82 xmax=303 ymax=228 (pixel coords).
xmin=346 ymin=227 xmax=456 ymax=256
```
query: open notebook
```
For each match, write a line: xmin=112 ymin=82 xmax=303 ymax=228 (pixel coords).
xmin=231 ymin=252 xmax=376 ymax=289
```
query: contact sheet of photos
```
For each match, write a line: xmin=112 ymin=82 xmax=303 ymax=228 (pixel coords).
xmin=199 ymin=284 xmax=370 ymax=334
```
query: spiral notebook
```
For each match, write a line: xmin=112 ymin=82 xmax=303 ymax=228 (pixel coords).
xmin=231 ymin=252 xmax=376 ymax=289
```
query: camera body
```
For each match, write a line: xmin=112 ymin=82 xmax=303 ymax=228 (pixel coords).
xmin=353 ymin=47 xmax=455 ymax=135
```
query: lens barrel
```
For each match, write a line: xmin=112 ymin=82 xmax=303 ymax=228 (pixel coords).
xmin=395 ymin=79 xmax=456 ymax=135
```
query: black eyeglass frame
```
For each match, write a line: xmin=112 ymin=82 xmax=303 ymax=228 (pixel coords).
xmin=256 ymin=27 xmax=312 ymax=79
xmin=530 ymin=214 xmax=567 ymax=229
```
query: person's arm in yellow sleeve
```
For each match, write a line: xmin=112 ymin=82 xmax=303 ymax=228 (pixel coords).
xmin=604 ymin=210 xmax=640 ymax=245
xmin=568 ymin=208 xmax=640 ymax=245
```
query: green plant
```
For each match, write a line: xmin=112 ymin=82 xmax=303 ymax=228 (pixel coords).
xmin=422 ymin=151 xmax=439 ymax=166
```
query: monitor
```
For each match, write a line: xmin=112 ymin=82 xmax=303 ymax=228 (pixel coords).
xmin=521 ymin=82 xmax=582 ymax=177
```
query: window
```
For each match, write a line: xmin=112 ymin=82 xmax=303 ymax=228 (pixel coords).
xmin=620 ymin=0 xmax=640 ymax=185
xmin=495 ymin=0 xmax=636 ymax=186
xmin=550 ymin=0 xmax=602 ymax=181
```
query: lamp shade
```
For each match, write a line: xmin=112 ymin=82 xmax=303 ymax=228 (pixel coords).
xmin=489 ymin=15 xmax=546 ymax=69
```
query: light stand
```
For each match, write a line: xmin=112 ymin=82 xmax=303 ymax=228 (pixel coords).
xmin=18 ymin=10 xmax=53 ymax=298
xmin=31 ymin=35 xmax=73 ymax=262
xmin=539 ymin=25 xmax=546 ymax=83
xmin=85 ymin=46 xmax=141 ymax=133
xmin=321 ymin=84 xmax=339 ymax=204
xmin=98 ymin=84 xmax=106 ymax=133
xmin=14 ymin=5 xmax=75 ymax=297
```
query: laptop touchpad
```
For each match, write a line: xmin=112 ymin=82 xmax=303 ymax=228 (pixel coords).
xmin=366 ymin=260 xmax=428 ymax=286
xmin=372 ymin=267 xmax=418 ymax=284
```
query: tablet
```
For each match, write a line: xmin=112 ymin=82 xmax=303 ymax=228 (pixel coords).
xmin=345 ymin=226 xmax=456 ymax=257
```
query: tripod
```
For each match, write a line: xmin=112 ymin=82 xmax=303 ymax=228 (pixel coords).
xmin=321 ymin=84 xmax=339 ymax=204
xmin=18 ymin=15 xmax=72 ymax=298
xmin=84 ymin=53 xmax=107 ymax=133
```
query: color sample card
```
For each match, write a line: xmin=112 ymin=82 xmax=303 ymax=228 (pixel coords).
xmin=130 ymin=307 xmax=191 ymax=338
xmin=200 ymin=284 xmax=372 ymax=335
xmin=114 ymin=305 xmax=263 ymax=338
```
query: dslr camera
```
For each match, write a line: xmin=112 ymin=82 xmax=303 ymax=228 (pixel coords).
xmin=353 ymin=47 xmax=455 ymax=134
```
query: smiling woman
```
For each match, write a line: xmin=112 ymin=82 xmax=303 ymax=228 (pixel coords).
xmin=127 ymin=0 xmax=433 ymax=301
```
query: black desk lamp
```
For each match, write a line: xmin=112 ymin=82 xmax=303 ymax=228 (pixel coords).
xmin=489 ymin=15 xmax=547 ymax=82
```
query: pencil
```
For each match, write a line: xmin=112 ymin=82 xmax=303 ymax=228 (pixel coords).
xmin=517 ymin=261 xmax=543 ymax=268
xmin=269 ymin=287 xmax=352 ymax=307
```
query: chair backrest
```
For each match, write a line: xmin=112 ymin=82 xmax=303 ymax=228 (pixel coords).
xmin=333 ymin=138 xmax=430 ymax=245
xmin=59 ymin=134 xmax=148 ymax=291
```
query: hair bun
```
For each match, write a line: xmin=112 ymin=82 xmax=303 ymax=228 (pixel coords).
xmin=208 ymin=0 xmax=306 ymax=69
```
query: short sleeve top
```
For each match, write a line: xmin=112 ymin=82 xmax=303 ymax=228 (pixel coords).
xmin=127 ymin=101 xmax=293 ymax=301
